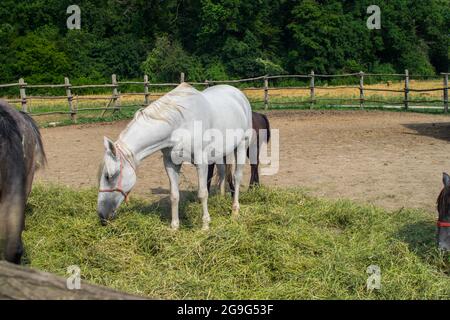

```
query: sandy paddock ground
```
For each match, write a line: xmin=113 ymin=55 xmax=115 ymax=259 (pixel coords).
xmin=36 ymin=109 xmax=450 ymax=213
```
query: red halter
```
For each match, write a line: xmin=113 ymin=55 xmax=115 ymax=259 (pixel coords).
xmin=99 ymin=143 xmax=135 ymax=202
xmin=437 ymin=221 xmax=450 ymax=228
xmin=437 ymin=188 xmax=450 ymax=228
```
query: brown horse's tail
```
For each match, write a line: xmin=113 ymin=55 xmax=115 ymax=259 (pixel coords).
xmin=261 ymin=113 xmax=271 ymax=143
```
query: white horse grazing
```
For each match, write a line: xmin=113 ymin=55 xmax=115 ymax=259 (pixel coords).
xmin=97 ymin=83 xmax=252 ymax=230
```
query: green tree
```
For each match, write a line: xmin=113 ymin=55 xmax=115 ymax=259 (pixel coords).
xmin=0 ymin=0 xmax=447 ymax=84
xmin=11 ymin=27 xmax=70 ymax=83
xmin=141 ymin=35 xmax=204 ymax=82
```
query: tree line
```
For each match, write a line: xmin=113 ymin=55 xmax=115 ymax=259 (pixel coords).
xmin=0 ymin=0 xmax=448 ymax=85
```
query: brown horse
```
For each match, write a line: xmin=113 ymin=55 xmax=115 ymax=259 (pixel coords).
xmin=0 ymin=101 xmax=46 ymax=263
xmin=207 ymin=111 xmax=271 ymax=194
xmin=436 ymin=173 xmax=450 ymax=251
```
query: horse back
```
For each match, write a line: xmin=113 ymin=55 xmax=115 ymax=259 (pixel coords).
xmin=201 ymin=85 xmax=252 ymax=131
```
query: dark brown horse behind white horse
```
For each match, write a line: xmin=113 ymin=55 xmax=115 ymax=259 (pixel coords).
xmin=207 ymin=111 xmax=271 ymax=194
xmin=0 ymin=101 xmax=46 ymax=263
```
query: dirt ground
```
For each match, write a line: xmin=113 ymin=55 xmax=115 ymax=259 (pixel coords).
xmin=35 ymin=109 xmax=450 ymax=213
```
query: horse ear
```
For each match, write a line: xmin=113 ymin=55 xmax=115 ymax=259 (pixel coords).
xmin=443 ymin=172 xmax=450 ymax=187
xmin=103 ymin=137 xmax=119 ymax=177
xmin=103 ymin=136 xmax=117 ymax=157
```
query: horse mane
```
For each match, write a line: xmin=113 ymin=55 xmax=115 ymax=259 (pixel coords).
xmin=19 ymin=110 xmax=47 ymax=168
xmin=135 ymin=83 xmax=197 ymax=125
xmin=0 ymin=101 xmax=46 ymax=172
xmin=0 ymin=102 xmax=23 ymax=157
xmin=437 ymin=187 xmax=447 ymax=219
xmin=118 ymin=83 xmax=197 ymax=142
xmin=0 ymin=102 xmax=26 ymax=194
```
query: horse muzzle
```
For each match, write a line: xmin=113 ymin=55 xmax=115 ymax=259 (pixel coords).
xmin=98 ymin=209 xmax=117 ymax=226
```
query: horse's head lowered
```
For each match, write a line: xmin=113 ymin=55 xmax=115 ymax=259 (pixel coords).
xmin=436 ymin=172 xmax=450 ymax=251
xmin=97 ymin=137 xmax=137 ymax=225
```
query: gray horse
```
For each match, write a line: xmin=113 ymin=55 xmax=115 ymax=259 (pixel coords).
xmin=0 ymin=101 xmax=46 ymax=263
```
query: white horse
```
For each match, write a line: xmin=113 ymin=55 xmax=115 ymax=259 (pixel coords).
xmin=97 ymin=83 xmax=252 ymax=230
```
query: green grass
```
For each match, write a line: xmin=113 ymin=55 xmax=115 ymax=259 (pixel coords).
xmin=38 ymin=107 xmax=139 ymax=128
xmin=23 ymin=184 xmax=449 ymax=299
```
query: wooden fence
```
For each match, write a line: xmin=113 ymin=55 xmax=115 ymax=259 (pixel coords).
xmin=0 ymin=70 xmax=449 ymax=123
xmin=0 ymin=261 xmax=146 ymax=299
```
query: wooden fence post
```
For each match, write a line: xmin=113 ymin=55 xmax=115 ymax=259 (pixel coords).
xmin=180 ymin=72 xmax=185 ymax=83
xmin=144 ymin=75 xmax=150 ymax=105
xmin=443 ymin=73 xmax=449 ymax=114
xmin=404 ymin=69 xmax=409 ymax=110
xmin=0 ymin=261 xmax=148 ymax=300
xmin=112 ymin=74 xmax=120 ymax=112
xmin=359 ymin=71 xmax=365 ymax=109
xmin=65 ymin=77 xmax=76 ymax=122
xmin=264 ymin=76 xmax=269 ymax=110
xmin=310 ymin=71 xmax=315 ymax=109
xmin=204 ymin=80 xmax=209 ymax=88
xmin=19 ymin=78 xmax=27 ymax=112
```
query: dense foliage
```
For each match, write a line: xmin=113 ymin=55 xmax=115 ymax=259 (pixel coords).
xmin=0 ymin=0 xmax=448 ymax=84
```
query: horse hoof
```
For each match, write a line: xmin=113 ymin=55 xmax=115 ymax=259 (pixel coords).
xmin=170 ymin=223 xmax=180 ymax=231
xmin=202 ymin=225 xmax=210 ymax=231
xmin=231 ymin=210 xmax=239 ymax=218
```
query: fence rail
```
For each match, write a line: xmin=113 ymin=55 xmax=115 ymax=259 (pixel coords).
xmin=0 ymin=70 xmax=449 ymax=122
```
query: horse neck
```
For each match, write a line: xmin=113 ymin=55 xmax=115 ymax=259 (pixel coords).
xmin=118 ymin=118 xmax=175 ymax=164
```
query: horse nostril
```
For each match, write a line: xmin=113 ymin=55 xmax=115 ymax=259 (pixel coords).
xmin=100 ymin=218 xmax=108 ymax=226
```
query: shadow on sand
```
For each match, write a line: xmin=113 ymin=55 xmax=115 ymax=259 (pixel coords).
xmin=402 ymin=122 xmax=450 ymax=142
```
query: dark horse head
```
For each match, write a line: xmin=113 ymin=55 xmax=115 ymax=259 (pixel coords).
xmin=0 ymin=101 xmax=46 ymax=263
xmin=436 ymin=173 xmax=450 ymax=251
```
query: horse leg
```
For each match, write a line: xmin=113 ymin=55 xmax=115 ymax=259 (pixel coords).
xmin=232 ymin=141 xmax=246 ymax=217
xmin=248 ymin=126 xmax=260 ymax=188
xmin=250 ymin=138 xmax=261 ymax=187
xmin=206 ymin=163 xmax=226 ymax=196
xmin=163 ymin=151 xmax=182 ymax=230
xmin=207 ymin=164 xmax=215 ymax=193
xmin=249 ymin=163 xmax=259 ymax=187
xmin=196 ymin=163 xmax=210 ymax=230
xmin=225 ymin=153 xmax=235 ymax=197
xmin=217 ymin=164 xmax=226 ymax=196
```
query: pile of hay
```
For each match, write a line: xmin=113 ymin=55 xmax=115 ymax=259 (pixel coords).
xmin=23 ymin=184 xmax=449 ymax=299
